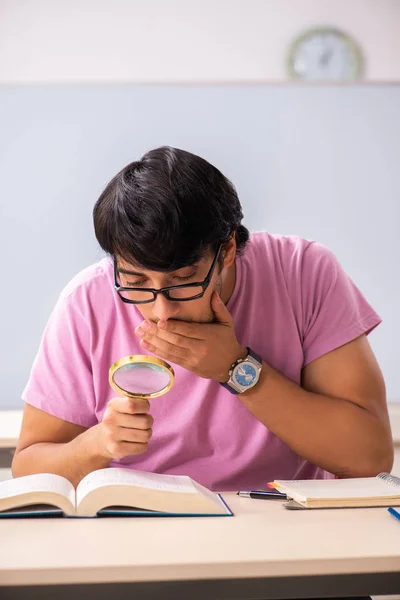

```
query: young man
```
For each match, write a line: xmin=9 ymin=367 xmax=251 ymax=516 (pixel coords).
xmin=13 ymin=146 xmax=393 ymax=490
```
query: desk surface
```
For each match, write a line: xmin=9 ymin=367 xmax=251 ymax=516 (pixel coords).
xmin=1 ymin=493 xmax=400 ymax=589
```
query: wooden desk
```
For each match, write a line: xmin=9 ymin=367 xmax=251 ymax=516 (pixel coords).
xmin=0 ymin=411 xmax=22 ymax=448
xmin=1 ymin=493 xmax=400 ymax=599
xmin=0 ymin=411 xmax=22 ymax=469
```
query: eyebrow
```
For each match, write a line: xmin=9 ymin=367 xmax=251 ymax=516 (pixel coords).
xmin=117 ymin=268 xmax=145 ymax=276
xmin=117 ymin=263 xmax=200 ymax=276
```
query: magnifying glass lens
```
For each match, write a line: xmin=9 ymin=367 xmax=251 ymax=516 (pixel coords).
xmin=113 ymin=362 xmax=170 ymax=395
xmin=109 ymin=355 xmax=174 ymax=398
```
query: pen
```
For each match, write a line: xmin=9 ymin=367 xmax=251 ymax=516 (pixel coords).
xmin=388 ymin=507 xmax=400 ymax=521
xmin=237 ymin=490 xmax=286 ymax=499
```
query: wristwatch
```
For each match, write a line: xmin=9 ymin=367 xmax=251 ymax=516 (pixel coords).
xmin=221 ymin=347 xmax=263 ymax=395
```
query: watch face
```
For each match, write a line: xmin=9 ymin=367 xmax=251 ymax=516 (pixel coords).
xmin=233 ymin=362 xmax=257 ymax=388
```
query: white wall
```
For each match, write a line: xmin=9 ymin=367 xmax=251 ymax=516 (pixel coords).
xmin=1 ymin=0 xmax=400 ymax=83
xmin=0 ymin=84 xmax=399 ymax=409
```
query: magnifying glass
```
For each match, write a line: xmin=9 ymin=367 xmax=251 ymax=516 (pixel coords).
xmin=109 ymin=355 xmax=175 ymax=399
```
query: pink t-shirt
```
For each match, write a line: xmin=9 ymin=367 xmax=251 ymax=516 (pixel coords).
xmin=22 ymin=233 xmax=381 ymax=491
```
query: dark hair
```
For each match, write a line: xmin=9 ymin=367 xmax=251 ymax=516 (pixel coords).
xmin=93 ymin=146 xmax=249 ymax=271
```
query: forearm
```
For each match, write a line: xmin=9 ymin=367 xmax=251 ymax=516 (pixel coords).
xmin=240 ymin=362 xmax=394 ymax=478
xmin=12 ymin=425 xmax=111 ymax=487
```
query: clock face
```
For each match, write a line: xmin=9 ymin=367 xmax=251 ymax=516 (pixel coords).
xmin=288 ymin=27 xmax=362 ymax=82
xmin=233 ymin=363 xmax=257 ymax=388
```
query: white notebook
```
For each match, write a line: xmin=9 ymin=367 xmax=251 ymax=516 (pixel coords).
xmin=272 ymin=472 xmax=400 ymax=509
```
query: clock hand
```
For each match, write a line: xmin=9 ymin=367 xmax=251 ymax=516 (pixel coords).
xmin=320 ymin=47 xmax=332 ymax=66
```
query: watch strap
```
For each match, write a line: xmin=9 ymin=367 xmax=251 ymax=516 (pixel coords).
xmin=247 ymin=347 xmax=262 ymax=365
xmin=220 ymin=380 xmax=240 ymax=394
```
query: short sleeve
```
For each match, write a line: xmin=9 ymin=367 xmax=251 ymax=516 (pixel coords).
xmin=301 ymin=242 xmax=382 ymax=367
xmin=22 ymin=290 xmax=97 ymax=428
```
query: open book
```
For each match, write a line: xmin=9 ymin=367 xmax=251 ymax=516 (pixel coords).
xmin=0 ymin=468 xmax=232 ymax=518
xmin=272 ymin=472 xmax=400 ymax=509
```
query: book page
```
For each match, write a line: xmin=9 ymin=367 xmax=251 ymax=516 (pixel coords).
xmin=274 ymin=477 xmax=400 ymax=500
xmin=0 ymin=474 xmax=76 ymax=507
xmin=76 ymin=468 xmax=197 ymax=506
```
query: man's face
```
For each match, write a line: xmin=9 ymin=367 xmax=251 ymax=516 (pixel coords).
xmin=116 ymin=247 xmax=226 ymax=324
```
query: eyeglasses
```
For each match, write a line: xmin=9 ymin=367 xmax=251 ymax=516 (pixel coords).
xmin=114 ymin=245 xmax=222 ymax=304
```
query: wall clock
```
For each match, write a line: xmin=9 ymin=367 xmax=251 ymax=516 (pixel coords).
xmin=287 ymin=27 xmax=363 ymax=82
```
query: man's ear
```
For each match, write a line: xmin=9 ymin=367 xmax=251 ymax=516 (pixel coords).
xmin=222 ymin=234 xmax=237 ymax=269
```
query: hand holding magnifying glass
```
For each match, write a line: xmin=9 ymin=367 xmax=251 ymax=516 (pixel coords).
xmin=95 ymin=355 xmax=175 ymax=462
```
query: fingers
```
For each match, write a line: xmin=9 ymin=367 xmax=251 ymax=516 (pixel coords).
xmin=108 ymin=396 xmax=151 ymax=415
xmin=104 ymin=409 xmax=154 ymax=431
xmin=103 ymin=440 xmax=150 ymax=459
xmin=101 ymin=399 xmax=154 ymax=459
xmin=117 ymin=426 xmax=153 ymax=444
xmin=103 ymin=400 xmax=153 ymax=431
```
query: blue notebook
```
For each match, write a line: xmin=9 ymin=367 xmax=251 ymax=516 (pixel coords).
xmin=0 ymin=468 xmax=233 ymax=518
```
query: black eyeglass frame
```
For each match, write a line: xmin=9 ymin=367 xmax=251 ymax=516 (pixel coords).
xmin=114 ymin=244 xmax=222 ymax=305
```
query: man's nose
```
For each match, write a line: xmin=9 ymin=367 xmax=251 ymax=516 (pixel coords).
xmin=151 ymin=293 xmax=180 ymax=322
